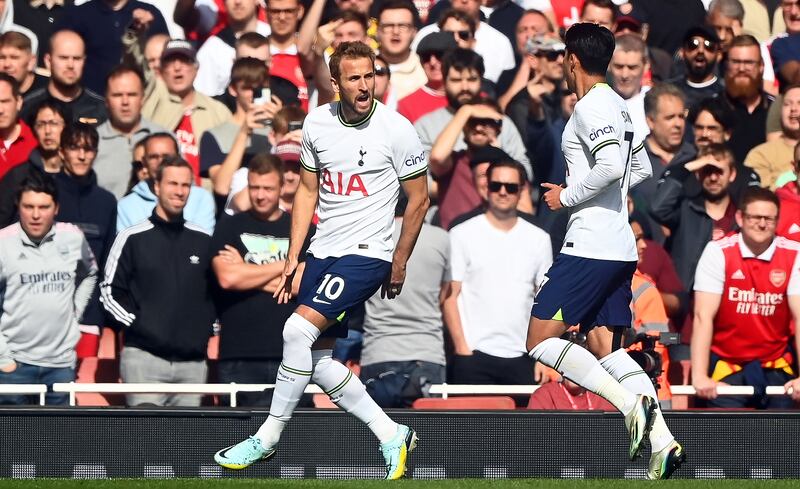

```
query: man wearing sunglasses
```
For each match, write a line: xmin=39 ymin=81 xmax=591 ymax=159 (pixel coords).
xmin=398 ymin=31 xmax=457 ymax=124
xmin=531 ymin=23 xmax=683 ymax=479
xmin=668 ymin=26 xmax=724 ymax=113
xmin=445 ymin=160 xmax=551 ymax=393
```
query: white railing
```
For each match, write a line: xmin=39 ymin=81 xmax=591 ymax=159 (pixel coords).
xmin=43 ymin=382 xmax=794 ymax=407
xmin=0 ymin=384 xmax=48 ymax=405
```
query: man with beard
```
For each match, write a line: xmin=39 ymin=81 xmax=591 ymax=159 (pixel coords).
xmin=414 ymin=48 xmax=531 ymax=181
xmin=723 ymin=34 xmax=774 ymax=164
xmin=668 ymin=27 xmax=725 ymax=113
xmin=214 ymin=41 xmax=429 ymax=479
xmin=650 ymin=143 xmax=740 ymax=295
xmin=21 ymin=30 xmax=108 ymax=126
xmin=397 ymin=32 xmax=457 ymax=124
xmin=744 ymin=85 xmax=800 ymax=189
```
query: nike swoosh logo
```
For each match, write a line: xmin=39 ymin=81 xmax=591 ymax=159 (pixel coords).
xmin=312 ymin=296 xmax=331 ymax=305
xmin=218 ymin=447 xmax=232 ymax=459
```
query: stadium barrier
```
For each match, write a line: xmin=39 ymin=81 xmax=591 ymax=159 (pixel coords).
xmin=0 ymin=385 xmax=47 ymax=405
xmin=39 ymin=382 xmax=796 ymax=406
xmin=0 ymin=407 xmax=798 ymax=479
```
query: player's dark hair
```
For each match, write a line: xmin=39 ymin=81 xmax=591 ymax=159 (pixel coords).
xmin=564 ymin=22 xmax=615 ymax=76
xmin=329 ymin=41 xmax=376 ymax=83
xmin=155 ymin=155 xmax=193 ymax=182
xmin=738 ymin=186 xmax=780 ymax=213
xmin=442 ymin=48 xmax=485 ymax=79
xmin=487 ymin=160 xmax=527 ymax=184
xmin=248 ymin=153 xmax=285 ymax=184
xmin=690 ymin=96 xmax=734 ymax=130
xmin=16 ymin=171 xmax=58 ymax=206
xmin=61 ymin=122 xmax=99 ymax=150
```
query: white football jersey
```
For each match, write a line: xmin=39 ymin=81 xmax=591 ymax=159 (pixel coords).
xmin=300 ymin=101 xmax=427 ymax=262
xmin=559 ymin=83 xmax=648 ymax=262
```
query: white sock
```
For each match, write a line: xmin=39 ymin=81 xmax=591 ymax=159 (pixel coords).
xmin=600 ymin=348 xmax=675 ymax=452
xmin=255 ymin=314 xmax=320 ymax=448
xmin=311 ymin=349 xmax=398 ymax=443
xmin=530 ymin=337 xmax=637 ymax=415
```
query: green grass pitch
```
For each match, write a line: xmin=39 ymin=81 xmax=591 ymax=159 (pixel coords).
xmin=1 ymin=480 xmax=798 ymax=488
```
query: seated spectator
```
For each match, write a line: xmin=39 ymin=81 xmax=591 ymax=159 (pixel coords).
xmin=265 ymin=0 xmax=310 ymax=108
xmin=194 ymin=0 xmax=271 ymax=97
xmin=0 ymin=73 xmax=37 ymax=181
xmin=200 ymin=57 xmax=278 ymax=208
xmin=21 ymin=30 xmax=108 ymax=126
xmin=667 ymin=26 xmax=724 ymax=114
xmin=706 ymin=0 xmax=743 ymax=55
xmin=140 ymin=40 xmax=233 ymax=181
xmin=210 ymin=155 xmax=302 ymax=407
xmin=0 ymin=30 xmax=47 ymax=97
xmin=608 ymin=34 xmax=649 ymax=139
xmin=360 ymin=193 xmax=449 ymax=408
xmin=527 ymin=332 xmax=615 ymax=410
xmin=415 ymin=48 xmax=532 ymax=181
xmin=102 ymin=156 xmax=215 ymax=407
xmin=117 ymin=132 xmax=215 ymax=233
xmin=444 ymin=161 xmax=551 ymax=397
xmin=744 ymin=84 xmax=800 ymax=190
xmin=94 ymin=65 xmax=168 ymax=200
xmin=377 ymin=0 xmax=426 ymax=100
xmin=692 ymin=187 xmax=800 ymax=409
xmin=775 ymin=141 xmax=800 ymax=240
xmin=53 ymin=123 xmax=116 ymax=359
xmin=57 ymin=0 xmax=169 ymax=95
xmin=0 ymin=173 xmax=98 ymax=405
xmin=397 ymin=32 xmax=456 ymax=124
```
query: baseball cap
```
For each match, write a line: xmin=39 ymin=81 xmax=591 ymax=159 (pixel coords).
xmin=685 ymin=155 xmax=728 ymax=172
xmin=469 ymin=146 xmax=513 ymax=168
xmin=417 ymin=31 xmax=458 ymax=56
xmin=160 ymin=40 xmax=196 ymax=63
xmin=683 ymin=25 xmax=720 ymax=45
xmin=614 ymin=15 xmax=642 ymax=33
xmin=275 ymin=140 xmax=301 ymax=164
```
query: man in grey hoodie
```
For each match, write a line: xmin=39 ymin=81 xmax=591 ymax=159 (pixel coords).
xmin=0 ymin=172 xmax=98 ymax=405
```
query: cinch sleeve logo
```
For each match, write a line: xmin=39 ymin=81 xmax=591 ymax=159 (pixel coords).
xmin=405 ymin=151 xmax=426 ymax=167
xmin=588 ymin=125 xmax=615 ymax=141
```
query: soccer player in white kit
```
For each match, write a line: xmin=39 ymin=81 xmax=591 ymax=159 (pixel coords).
xmin=214 ymin=42 xmax=430 ymax=479
xmin=527 ymin=23 xmax=685 ymax=479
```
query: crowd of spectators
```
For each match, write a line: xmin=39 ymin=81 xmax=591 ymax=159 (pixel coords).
xmin=1 ymin=0 xmax=800 ymax=411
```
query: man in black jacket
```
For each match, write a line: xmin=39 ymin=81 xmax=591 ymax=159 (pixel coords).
xmin=101 ymin=156 xmax=215 ymax=406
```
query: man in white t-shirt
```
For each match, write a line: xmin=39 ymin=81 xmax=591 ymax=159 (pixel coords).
xmin=528 ymin=23 xmax=683 ymax=480
xmin=214 ymin=41 xmax=429 ymax=480
xmin=445 ymin=160 xmax=551 ymax=389
xmin=412 ymin=0 xmax=515 ymax=83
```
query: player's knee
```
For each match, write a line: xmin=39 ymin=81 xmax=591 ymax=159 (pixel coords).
xmin=528 ymin=336 xmax=564 ymax=363
xmin=283 ymin=313 xmax=321 ymax=347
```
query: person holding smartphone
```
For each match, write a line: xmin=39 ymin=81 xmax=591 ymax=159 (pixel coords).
xmin=200 ymin=58 xmax=283 ymax=213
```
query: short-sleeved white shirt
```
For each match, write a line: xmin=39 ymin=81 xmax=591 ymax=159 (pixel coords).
xmin=449 ymin=215 xmax=552 ymax=357
xmin=300 ymin=101 xmax=427 ymax=262
xmin=560 ymin=83 xmax=643 ymax=262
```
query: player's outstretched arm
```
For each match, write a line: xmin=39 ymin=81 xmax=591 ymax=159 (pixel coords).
xmin=383 ymin=173 xmax=429 ymax=299
xmin=275 ymin=168 xmax=319 ymax=304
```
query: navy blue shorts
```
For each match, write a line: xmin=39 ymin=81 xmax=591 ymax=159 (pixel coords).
xmin=531 ymin=253 xmax=637 ymax=331
xmin=298 ymin=254 xmax=391 ymax=338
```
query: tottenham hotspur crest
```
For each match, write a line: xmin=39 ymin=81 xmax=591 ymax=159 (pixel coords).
xmin=358 ymin=147 xmax=366 ymax=166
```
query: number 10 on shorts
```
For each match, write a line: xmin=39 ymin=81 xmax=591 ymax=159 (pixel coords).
xmin=315 ymin=273 xmax=345 ymax=303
